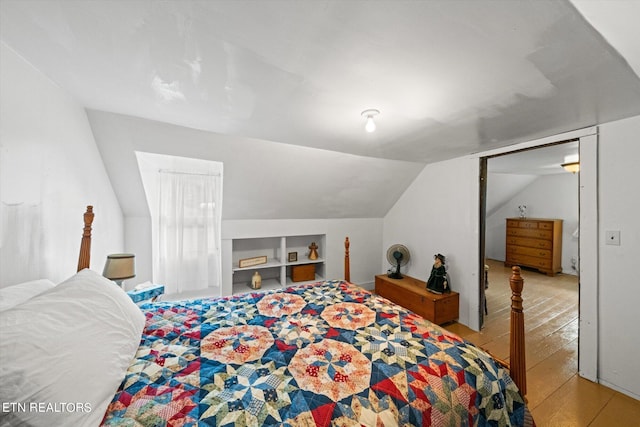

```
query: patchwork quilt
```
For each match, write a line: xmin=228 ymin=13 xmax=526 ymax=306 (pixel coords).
xmin=102 ymin=281 xmax=530 ymax=426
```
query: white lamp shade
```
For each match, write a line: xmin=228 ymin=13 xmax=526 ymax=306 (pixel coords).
xmin=103 ymin=254 xmax=135 ymax=280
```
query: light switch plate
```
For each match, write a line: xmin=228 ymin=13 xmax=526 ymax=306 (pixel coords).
xmin=605 ymin=230 xmax=620 ymax=246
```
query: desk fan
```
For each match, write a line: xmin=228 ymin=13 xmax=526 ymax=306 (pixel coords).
xmin=386 ymin=244 xmax=410 ymax=279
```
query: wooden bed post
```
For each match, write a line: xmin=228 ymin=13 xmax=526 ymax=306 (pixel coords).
xmin=344 ymin=237 xmax=350 ymax=282
xmin=509 ymin=266 xmax=527 ymax=396
xmin=77 ymin=205 xmax=94 ymax=272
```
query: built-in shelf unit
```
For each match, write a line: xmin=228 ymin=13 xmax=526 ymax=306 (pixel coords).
xmin=230 ymin=234 xmax=326 ymax=295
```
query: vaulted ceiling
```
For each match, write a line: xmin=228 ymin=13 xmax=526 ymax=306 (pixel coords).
xmin=2 ymin=0 xmax=639 ymax=219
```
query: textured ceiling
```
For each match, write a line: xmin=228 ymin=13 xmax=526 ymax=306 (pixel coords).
xmin=2 ymin=0 xmax=640 ymax=164
xmin=2 ymin=1 xmax=639 ymax=219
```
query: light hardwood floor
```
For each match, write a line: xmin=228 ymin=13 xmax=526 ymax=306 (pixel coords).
xmin=445 ymin=259 xmax=640 ymax=426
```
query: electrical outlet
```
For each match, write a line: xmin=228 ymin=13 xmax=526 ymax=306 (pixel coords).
xmin=605 ymin=230 xmax=620 ymax=246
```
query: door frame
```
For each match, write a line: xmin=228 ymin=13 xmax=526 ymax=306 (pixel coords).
xmin=478 ymin=157 xmax=487 ymax=328
xmin=476 ymin=126 xmax=598 ymax=382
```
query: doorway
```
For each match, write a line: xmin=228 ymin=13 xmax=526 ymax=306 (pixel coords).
xmin=477 ymin=130 xmax=600 ymax=383
xmin=479 ymin=140 xmax=579 ymax=329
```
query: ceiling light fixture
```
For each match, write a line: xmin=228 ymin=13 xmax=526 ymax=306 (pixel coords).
xmin=561 ymin=161 xmax=580 ymax=173
xmin=361 ymin=109 xmax=380 ymax=133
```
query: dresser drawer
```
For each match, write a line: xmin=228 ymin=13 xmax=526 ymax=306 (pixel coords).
xmin=506 ymin=228 xmax=552 ymax=240
xmin=538 ymin=221 xmax=554 ymax=230
xmin=505 ymin=253 xmax=552 ymax=269
xmin=508 ymin=220 xmax=541 ymax=229
xmin=505 ymin=218 xmax=563 ymax=276
xmin=506 ymin=236 xmax=552 ymax=249
xmin=506 ymin=219 xmax=520 ymax=228
xmin=506 ymin=245 xmax=551 ymax=259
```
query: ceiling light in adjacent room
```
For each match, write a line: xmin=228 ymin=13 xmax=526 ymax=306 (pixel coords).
xmin=361 ymin=109 xmax=380 ymax=133
xmin=561 ymin=154 xmax=580 ymax=173
xmin=561 ymin=161 xmax=580 ymax=173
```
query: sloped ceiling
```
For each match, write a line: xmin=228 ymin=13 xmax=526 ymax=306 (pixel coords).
xmin=87 ymin=110 xmax=424 ymax=219
xmin=484 ymin=140 xmax=580 ymax=217
xmin=2 ymin=1 xmax=640 ymax=219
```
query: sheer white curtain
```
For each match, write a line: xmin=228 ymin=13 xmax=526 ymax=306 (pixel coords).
xmin=157 ymin=171 xmax=222 ymax=295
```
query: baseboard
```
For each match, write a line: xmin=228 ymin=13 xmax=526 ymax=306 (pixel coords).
xmin=357 ymin=281 xmax=375 ymax=291
xmin=598 ymin=379 xmax=640 ymax=401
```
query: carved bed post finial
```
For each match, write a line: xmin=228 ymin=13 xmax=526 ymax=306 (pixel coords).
xmin=509 ymin=266 xmax=527 ymax=396
xmin=344 ymin=237 xmax=350 ymax=282
xmin=77 ymin=205 xmax=94 ymax=272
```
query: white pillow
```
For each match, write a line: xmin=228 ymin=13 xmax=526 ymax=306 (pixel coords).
xmin=0 ymin=279 xmax=55 ymax=312
xmin=0 ymin=269 xmax=145 ymax=427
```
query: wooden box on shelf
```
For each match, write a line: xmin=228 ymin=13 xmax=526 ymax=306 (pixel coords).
xmin=292 ymin=264 xmax=315 ymax=282
xmin=375 ymin=274 xmax=459 ymax=325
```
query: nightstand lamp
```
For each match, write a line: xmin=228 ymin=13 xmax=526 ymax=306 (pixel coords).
xmin=103 ymin=253 xmax=135 ymax=289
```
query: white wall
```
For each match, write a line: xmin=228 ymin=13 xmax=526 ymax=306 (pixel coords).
xmin=87 ymin=110 xmax=425 ymax=221
xmin=485 ymin=172 xmax=579 ymax=274
xmin=123 ymin=216 xmax=152 ymax=287
xmin=383 ymin=157 xmax=480 ymax=329
xmin=0 ymin=43 xmax=123 ymax=285
xmin=87 ymin=111 xmax=411 ymax=285
xmin=326 ymin=218 xmax=383 ymax=287
xmin=382 ymin=119 xmax=640 ymax=399
xmin=597 ymin=115 xmax=640 ymax=399
xmin=485 ymin=173 xmax=537 ymax=217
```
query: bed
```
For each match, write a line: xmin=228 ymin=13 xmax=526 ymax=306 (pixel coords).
xmin=0 ymin=206 xmax=533 ymax=426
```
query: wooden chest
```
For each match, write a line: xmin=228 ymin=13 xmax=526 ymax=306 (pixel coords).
xmin=505 ymin=218 xmax=563 ymax=276
xmin=291 ymin=264 xmax=315 ymax=282
xmin=375 ymin=274 xmax=459 ymax=325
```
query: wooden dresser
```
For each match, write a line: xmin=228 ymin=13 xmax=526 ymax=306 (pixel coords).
xmin=505 ymin=218 xmax=563 ymax=276
xmin=374 ymin=274 xmax=459 ymax=325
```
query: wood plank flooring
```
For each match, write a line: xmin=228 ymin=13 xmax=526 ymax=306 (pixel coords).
xmin=445 ymin=259 xmax=640 ymax=426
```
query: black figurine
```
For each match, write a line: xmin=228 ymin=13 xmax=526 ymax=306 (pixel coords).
xmin=426 ymin=253 xmax=449 ymax=294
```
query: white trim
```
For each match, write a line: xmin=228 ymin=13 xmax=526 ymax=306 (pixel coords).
xmin=578 ymin=132 xmax=599 ymax=382
xmin=599 ymin=379 xmax=640 ymax=401
xmin=469 ymin=126 xmax=597 ymax=159
xmin=471 ymin=125 xmax=600 ymax=382
xmin=357 ymin=280 xmax=375 ymax=291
